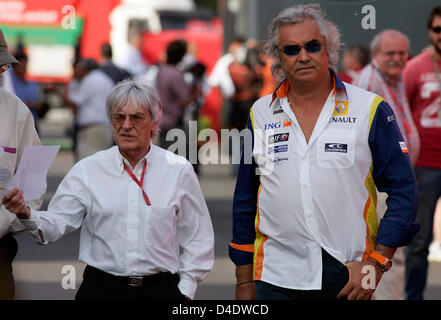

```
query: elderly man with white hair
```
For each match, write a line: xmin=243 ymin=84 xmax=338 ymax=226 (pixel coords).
xmin=2 ymin=79 xmax=214 ymax=300
xmin=355 ymin=29 xmax=420 ymax=300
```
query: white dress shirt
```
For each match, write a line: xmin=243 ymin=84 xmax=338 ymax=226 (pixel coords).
xmin=68 ymin=69 xmax=114 ymax=127
xmin=21 ymin=144 xmax=214 ymax=299
xmin=230 ymin=75 xmax=418 ymax=290
xmin=116 ymin=45 xmax=148 ymax=77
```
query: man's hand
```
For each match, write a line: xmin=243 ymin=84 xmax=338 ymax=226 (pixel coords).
xmin=1 ymin=188 xmax=30 ymax=219
xmin=337 ymin=258 xmax=383 ymax=300
xmin=235 ymin=264 xmax=255 ymax=300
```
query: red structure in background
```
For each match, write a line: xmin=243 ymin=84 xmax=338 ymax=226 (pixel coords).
xmin=142 ymin=18 xmax=223 ymax=133
xmin=0 ymin=0 xmax=224 ymax=133
xmin=74 ymin=0 xmax=121 ymax=61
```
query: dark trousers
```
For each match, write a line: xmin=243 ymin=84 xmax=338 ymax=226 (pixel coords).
xmin=255 ymin=249 xmax=349 ymax=300
xmin=405 ymin=167 xmax=441 ymax=300
xmin=75 ymin=266 xmax=186 ymax=300
xmin=0 ymin=234 xmax=18 ymax=300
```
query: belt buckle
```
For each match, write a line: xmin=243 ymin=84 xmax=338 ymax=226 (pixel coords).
xmin=128 ymin=276 xmax=143 ymax=287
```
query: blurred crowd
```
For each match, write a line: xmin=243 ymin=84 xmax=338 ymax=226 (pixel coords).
xmin=1 ymin=5 xmax=441 ymax=300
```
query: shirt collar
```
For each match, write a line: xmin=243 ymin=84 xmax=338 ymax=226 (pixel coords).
xmin=269 ymin=69 xmax=348 ymax=107
xmin=115 ymin=142 xmax=155 ymax=174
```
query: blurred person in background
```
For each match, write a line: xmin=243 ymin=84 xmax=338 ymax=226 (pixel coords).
xmin=65 ymin=58 xmax=115 ymax=161
xmin=338 ymin=43 xmax=370 ymax=84
xmin=355 ymin=29 xmax=420 ymax=300
xmin=116 ymin=31 xmax=148 ymax=77
xmin=99 ymin=43 xmax=131 ymax=85
xmin=179 ymin=42 xmax=209 ymax=175
xmin=156 ymin=39 xmax=200 ymax=152
xmin=428 ymin=199 xmax=441 ymax=262
xmin=228 ymin=40 xmax=262 ymax=131
xmin=403 ymin=5 xmax=441 ymax=300
xmin=0 ymin=28 xmax=44 ymax=299
xmin=208 ymin=37 xmax=246 ymax=125
xmin=257 ymin=48 xmax=278 ymax=98
xmin=2 ymin=79 xmax=214 ymax=300
xmin=6 ymin=52 xmax=43 ymax=132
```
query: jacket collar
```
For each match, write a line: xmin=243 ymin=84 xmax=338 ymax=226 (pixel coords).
xmin=269 ymin=69 xmax=348 ymax=108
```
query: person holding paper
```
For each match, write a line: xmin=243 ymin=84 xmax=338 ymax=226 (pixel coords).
xmin=2 ymin=79 xmax=214 ymax=300
xmin=0 ymin=28 xmax=45 ymax=299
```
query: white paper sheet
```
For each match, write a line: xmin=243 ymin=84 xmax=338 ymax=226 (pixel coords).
xmin=3 ymin=145 xmax=60 ymax=201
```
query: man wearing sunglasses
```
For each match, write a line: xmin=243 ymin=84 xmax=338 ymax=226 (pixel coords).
xmin=0 ymin=28 xmax=44 ymax=299
xmin=403 ymin=6 xmax=441 ymax=300
xmin=230 ymin=4 xmax=419 ymax=300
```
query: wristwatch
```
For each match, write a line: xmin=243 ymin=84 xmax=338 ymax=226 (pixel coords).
xmin=369 ymin=251 xmax=392 ymax=272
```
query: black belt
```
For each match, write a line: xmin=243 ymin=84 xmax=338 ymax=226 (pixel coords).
xmin=84 ymin=265 xmax=178 ymax=287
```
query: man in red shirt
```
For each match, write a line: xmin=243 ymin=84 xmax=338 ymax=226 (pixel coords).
xmin=403 ymin=6 xmax=441 ymax=300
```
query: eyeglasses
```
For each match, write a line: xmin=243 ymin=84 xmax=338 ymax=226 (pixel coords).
xmin=277 ymin=40 xmax=322 ymax=56
xmin=0 ymin=64 xmax=9 ymax=73
xmin=432 ymin=26 xmax=441 ymax=34
xmin=111 ymin=113 xmax=147 ymax=126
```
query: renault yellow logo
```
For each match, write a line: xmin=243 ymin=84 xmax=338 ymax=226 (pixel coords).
xmin=333 ymin=101 xmax=348 ymax=115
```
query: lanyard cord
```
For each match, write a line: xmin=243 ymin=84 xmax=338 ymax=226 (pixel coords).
xmin=124 ymin=160 xmax=151 ymax=206
xmin=430 ymin=50 xmax=441 ymax=120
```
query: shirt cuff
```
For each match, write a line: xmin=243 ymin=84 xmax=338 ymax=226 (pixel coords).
xmin=19 ymin=209 xmax=47 ymax=244
xmin=229 ymin=244 xmax=254 ymax=266
xmin=178 ymin=273 xmax=198 ymax=300
xmin=376 ymin=217 xmax=420 ymax=247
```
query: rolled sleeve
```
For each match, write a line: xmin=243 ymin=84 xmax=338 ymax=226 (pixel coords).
xmin=229 ymin=114 xmax=259 ymax=266
xmin=369 ymin=100 xmax=420 ymax=247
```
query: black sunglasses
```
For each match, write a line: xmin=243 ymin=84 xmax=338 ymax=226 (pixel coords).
xmin=278 ymin=40 xmax=322 ymax=56
xmin=432 ymin=26 xmax=441 ymax=34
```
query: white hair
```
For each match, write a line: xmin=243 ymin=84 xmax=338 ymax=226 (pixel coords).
xmin=106 ymin=78 xmax=163 ymax=137
xmin=370 ymin=29 xmax=410 ymax=53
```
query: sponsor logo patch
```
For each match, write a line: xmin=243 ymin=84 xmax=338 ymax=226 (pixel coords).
xmin=268 ymin=133 xmax=289 ymax=144
xmin=268 ymin=144 xmax=288 ymax=154
xmin=282 ymin=119 xmax=292 ymax=127
xmin=325 ymin=143 xmax=348 ymax=153
xmin=264 ymin=119 xmax=292 ymax=130
xmin=332 ymin=101 xmax=349 ymax=116
xmin=399 ymin=141 xmax=408 ymax=153
xmin=270 ymin=157 xmax=289 ymax=165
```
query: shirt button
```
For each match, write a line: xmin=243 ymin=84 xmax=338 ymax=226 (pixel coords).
xmin=302 ymin=184 xmax=308 ymax=189
xmin=307 ymin=213 xmax=313 ymax=218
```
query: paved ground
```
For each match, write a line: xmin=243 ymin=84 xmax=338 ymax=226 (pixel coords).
xmin=11 ymin=110 xmax=441 ymax=300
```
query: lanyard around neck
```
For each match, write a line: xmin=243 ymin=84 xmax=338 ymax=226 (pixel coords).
xmin=124 ymin=160 xmax=151 ymax=206
xmin=430 ymin=50 xmax=441 ymax=120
